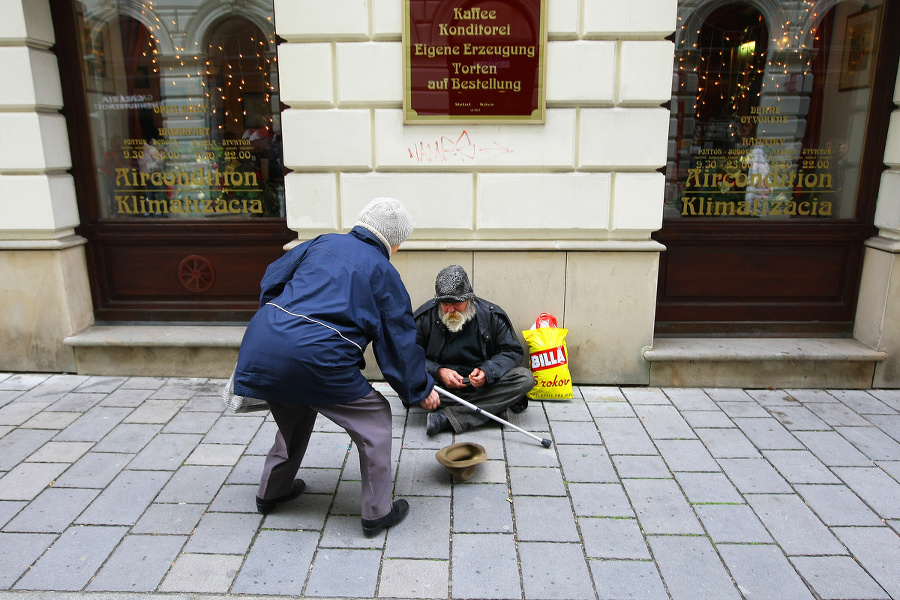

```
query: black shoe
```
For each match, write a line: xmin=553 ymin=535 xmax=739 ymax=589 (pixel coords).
xmin=510 ymin=397 xmax=529 ymax=414
xmin=426 ymin=411 xmax=451 ymax=436
xmin=256 ymin=479 xmax=306 ymax=514
xmin=362 ymin=499 xmax=409 ymax=538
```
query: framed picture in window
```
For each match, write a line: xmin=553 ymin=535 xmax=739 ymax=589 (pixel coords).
xmin=839 ymin=6 xmax=880 ymax=91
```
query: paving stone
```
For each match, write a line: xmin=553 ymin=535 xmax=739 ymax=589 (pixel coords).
xmin=656 ymin=439 xmax=721 ymax=472
xmin=733 ymin=417 xmax=805 ymax=450
xmin=24 ymin=441 xmax=93 ymax=463
xmin=836 ymin=425 xmax=900 ymax=461
xmin=674 ymin=472 xmax=744 ymax=504
xmin=456 ymin=427 xmax=505 ymax=459
xmin=118 ymin=376 xmax=167 ymax=390
xmin=296 ymin=431 xmax=353 ymax=469
xmin=0 ymin=374 xmax=49 ymax=390
xmin=0 ymin=429 xmax=55 ymax=470
xmin=831 ymin=466 xmax=900 ymax=519
xmin=203 ymin=414 xmax=266 ymax=444
xmin=126 ymin=433 xmax=204 ymax=470
xmin=505 ymin=436 xmax=559 ymax=467
xmin=184 ymin=511 xmax=262 ymax=554
xmin=0 ymin=402 xmax=52 ymax=427
xmin=181 ymin=394 xmax=228 ymax=412
xmin=0 ymin=532 xmax=56 ymax=588
xmin=226 ymin=454 xmax=267 ymax=485
xmin=581 ymin=386 xmax=627 ymax=402
xmin=74 ymin=376 xmax=127 ymax=394
xmin=455 ymin=483 xmax=514 ymax=533
xmin=162 ymin=410 xmax=220 ymax=434
xmin=150 ymin=382 xmax=206 ymax=400
xmin=785 ymin=388 xmax=839 ymax=403
xmin=612 ymin=455 xmax=672 ymax=478
xmin=52 ymin=407 xmax=131 ymax=442
xmin=746 ymin=494 xmax=846 ymax=555
xmin=828 ymin=389 xmax=897 ymax=414
xmin=694 ymin=428 xmax=761 ymax=458
xmin=594 ymin=418 xmax=658 ymax=455
xmin=395 ymin=449 xmax=451 ymax=497
xmin=20 ymin=411 xmax=79 ymax=430
xmin=98 ymin=387 xmax=153 ymax=407
xmin=716 ymin=401 xmax=770 ymax=418
xmin=805 ymin=402 xmax=872 ymax=426
xmin=159 ymin=552 xmax=243 ymax=593
xmin=185 ymin=443 xmax=245 ymax=466
xmin=717 ymin=544 xmax=815 ymax=600
xmin=869 ymin=389 xmax=900 ymax=411
xmin=557 ymin=444 xmax=617 ymax=482
xmin=663 ymin=387 xmax=717 ymax=410
xmin=590 ymin=559 xmax=668 ymax=600
xmin=208 ymin=483 xmax=258 ymax=513
xmin=718 ymin=458 xmax=793 ymax=493
xmin=543 ymin=400 xmax=594 ymax=420
xmin=695 ymin=504 xmax=772 ymax=543
xmin=794 ymin=484 xmax=884 ymax=526
xmin=509 ymin=466 xmax=567 ymax=495
xmin=452 ymin=533 xmax=521 ymax=599
xmin=706 ymin=388 xmax=755 ymax=402
xmin=384 ymin=495 xmax=450 ymax=559
xmin=548 ymin=420 xmax=603 ymax=444
xmin=587 ymin=401 xmax=636 ymax=418
xmin=463 ymin=458 xmax=507 ymax=484
xmin=46 ymin=393 xmax=106 ymax=412
xmin=881 ymin=460 xmax=900 ymax=480
xmin=76 ymin=470 xmax=170 ymax=525
xmin=794 ymin=430 xmax=873 ymax=466
xmin=231 ymin=529 xmax=317 ymax=595
xmin=647 ymin=535 xmax=741 ymax=600
xmin=86 ymin=534 xmax=186 ymax=592
xmin=156 ymin=465 xmax=230 ymax=504
xmin=513 ymin=496 xmax=579 ymax=541
xmin=579 ymin=517 xmax=650 ymax=558
xmin=790 ymin=555 xmax=890 ymax=600
xmin=321 ymin=514 xmax=384 ymax=548
xmin=3 ymin=487 xmax=99 ymax=533
xmin=331 ymin=479 xmax=364 ymax=515
xmin=622 ymin=478 xmax=703 ymax=534
xmin=260 ymin=492 xmax=331 ymax=532
xmin=92 ymin=423 xmax=162 ymax=452
xmin=741 ymin=389 xmax=800 ymax=409
xmin=0 ymin=500 xmax=26 ymax=528
xmin=622 ymin=388 xmax=671 ymax=405
xmin=568 ymin=483 xmax=634 ymax=517
xmin=306 ymin=548 xmax=381 ymax=597
xmin=866 ymin=414 xmax=900 ymax=444
xmin=767 ymin=405 xmax=831 ymax=430
xmin=680 ymin=410 xmax=735 ymax=428
xmin=379 ymin=557 xmax=449 ymax=599
xmin=0 ymin=462 xmax=68 ymax=501
xmin=132 ymin=502 xmax=206 ymax=534
xmin=13 ymin=525 xmax=127 ymax=591
xmin=761 ymin=450 xmax=841 ymax=484
xmin=518 ymin=541 xmax=595 ymax=600
xmin=834 ymin=526 xmax=900 ymax=599
xmin=53 ymin=452 xmax=131 ymax=488
xmin=633 ymin=404 xmax=696 ymax=439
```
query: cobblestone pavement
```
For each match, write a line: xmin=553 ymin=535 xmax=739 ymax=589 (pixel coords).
xmin=0 ymin=373 xmax=899 ymax=599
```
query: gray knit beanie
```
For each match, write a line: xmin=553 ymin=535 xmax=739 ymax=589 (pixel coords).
xmin=435 ymin=265 xmax=475 ymax=303
xmin=355 ymin=197 xmax=414 ymax=252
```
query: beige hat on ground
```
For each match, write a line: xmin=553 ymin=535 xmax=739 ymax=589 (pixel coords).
xmin=435 ymin=442 xmax=487 ymax=481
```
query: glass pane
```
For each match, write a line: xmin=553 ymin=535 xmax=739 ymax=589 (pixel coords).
xmin=75 ymin=0 xmax=284 ymax=220
xmin=665 ymin=1 xmax=883 ymax=220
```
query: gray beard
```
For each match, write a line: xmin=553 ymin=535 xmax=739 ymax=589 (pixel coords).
xmin=440 ymin=302 xmax=477 ymax=333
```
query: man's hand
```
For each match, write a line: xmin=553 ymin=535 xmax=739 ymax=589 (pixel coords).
xmin=468 ymin=368 xmax=486 ymax=388
xmin=438 ymin=367 xmax=467 ymax=389
xmin=420 ymin=389 xmax=440 ymax=410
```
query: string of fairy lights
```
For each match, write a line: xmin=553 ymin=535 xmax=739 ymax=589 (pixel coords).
xmin=128 ymin=0 xmax=278 ymax=131
xmin=674 ymin=0 xmax=824 ymax=117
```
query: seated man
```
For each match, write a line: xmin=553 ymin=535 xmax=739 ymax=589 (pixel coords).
xmin=414 ymin=265 xmax=535 ymax=435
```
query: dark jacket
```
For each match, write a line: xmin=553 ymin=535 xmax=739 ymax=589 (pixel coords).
xmin=413 ymin=297 xmax=524 ymax=385
xmin=233 ymin=226 xmax=434 ymax=406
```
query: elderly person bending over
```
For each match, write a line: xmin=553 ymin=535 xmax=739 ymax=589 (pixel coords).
xmin=233 ymin=197 xmax=439 ymax=537
xmin=413 ymin=265 xmax=534 ymax=435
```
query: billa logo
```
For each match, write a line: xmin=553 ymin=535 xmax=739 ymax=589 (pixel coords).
xmin=530 ymin=346 xmax=567 ymax=372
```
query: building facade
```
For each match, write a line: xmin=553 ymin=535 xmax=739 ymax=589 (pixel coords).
xmin=1 ymin=0 xmax=898 ymax=388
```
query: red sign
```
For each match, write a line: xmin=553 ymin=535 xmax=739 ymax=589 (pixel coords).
xmin=404 ymin=0 xmax=546 ymax=123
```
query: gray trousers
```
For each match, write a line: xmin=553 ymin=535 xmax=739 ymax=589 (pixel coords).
xmin=440 ymin=366 xmax=535 ymax=433
xmin=258 ymin=389 xmax=393 ymax=520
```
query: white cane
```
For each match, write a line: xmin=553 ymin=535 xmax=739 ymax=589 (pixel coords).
xmin=433 ymin=386 xmax=552 ymax=448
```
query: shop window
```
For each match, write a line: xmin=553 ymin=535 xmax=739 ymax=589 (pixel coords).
xmin=666 ymin=1 xmax=884 ymax=221
xmin=76 ymin=2 xmax=284 ymax=221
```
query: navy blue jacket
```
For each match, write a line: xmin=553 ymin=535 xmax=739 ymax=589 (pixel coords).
xmin=233 ymin=227 xmax=434 ymax=406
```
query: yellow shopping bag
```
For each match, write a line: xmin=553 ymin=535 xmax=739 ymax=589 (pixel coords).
xmin=523 ymin=313 xmax=573 ymax=400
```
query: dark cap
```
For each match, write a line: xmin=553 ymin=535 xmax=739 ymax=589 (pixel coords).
xmin=434 ymin=264 xmax=475 ymax=303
